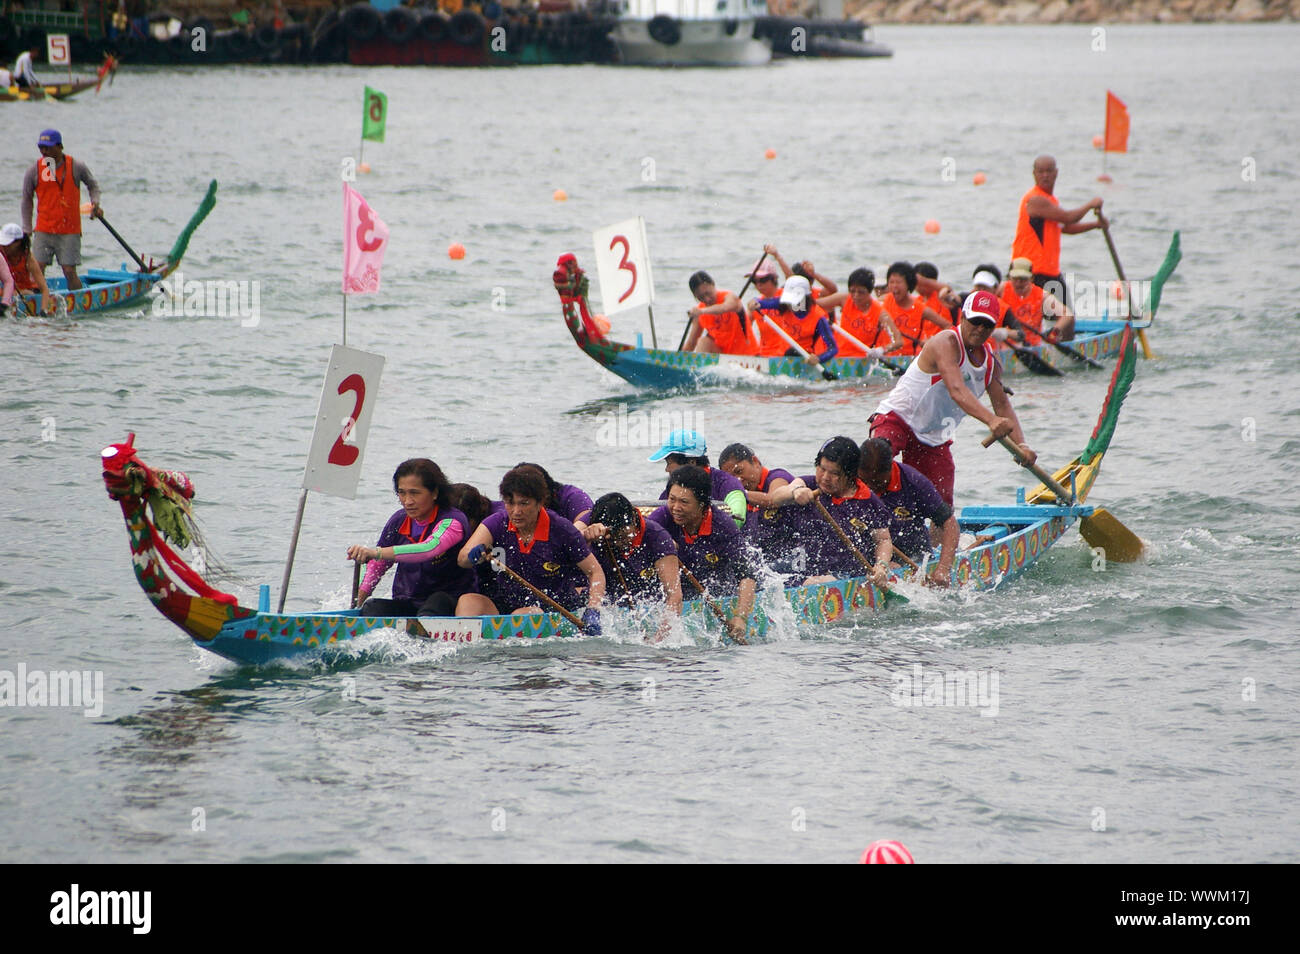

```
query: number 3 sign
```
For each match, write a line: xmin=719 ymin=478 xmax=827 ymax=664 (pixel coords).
xmin=303 ymin=345 xmax=385 ymax=499
xmin=591 ymin=216 xmax=655 ymax=316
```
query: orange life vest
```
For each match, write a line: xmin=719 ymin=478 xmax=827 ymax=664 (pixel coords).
xmin=883 ymin=293 xmax=927 ymax=356
xmin=698 ymin=290 xmax=756 ymax=356
xmin=1012 ymin=185 xmax=1060 ymax=276
xmin=1000 ymin=281 xmax=1046 ymax=340
xmin=2 ymin=244 xmax=37 ymax=291
xmin=34 ymin=154 xmax=82 ymax=236
xmin=758 ymin=303 xmax=827 ymax=356
xmin=835 ymin=297 xmax=885 ymax=357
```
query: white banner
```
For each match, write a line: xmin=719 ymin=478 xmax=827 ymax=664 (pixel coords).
xmin=302 ymin=345 xmax=385 ymax=499
xmin=46 ymin=34 xmax=70 ymax=67
xmin=591 ymin=216 xmax=655 ymax=316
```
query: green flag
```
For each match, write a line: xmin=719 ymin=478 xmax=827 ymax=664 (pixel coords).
xmin=362 ymin=87 xmax=387 ymax=143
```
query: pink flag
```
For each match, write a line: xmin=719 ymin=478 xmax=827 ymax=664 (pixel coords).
xmin=342 ymin=183 xmax=389 ymax=295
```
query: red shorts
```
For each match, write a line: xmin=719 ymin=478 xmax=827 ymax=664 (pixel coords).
xmin=869 ymin=410 xmax=955 ymax=505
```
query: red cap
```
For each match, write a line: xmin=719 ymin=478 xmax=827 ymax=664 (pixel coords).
xmin=962 ymin=289 xmax=1000 ymax=326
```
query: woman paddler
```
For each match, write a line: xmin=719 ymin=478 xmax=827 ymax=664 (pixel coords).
xmin=582 ymin=493 xmax=683 ymax=641
xmin=816 ymin=268 xmax=903 ymax=359
xmin=765 ymin=437 xmax=894 ymax=587
xmin=0 ymin=223 xmax=54 ymax=315
xmin=456 ymin=466 xmax=605 ymax=634
xmin=488 ymin=462 xmax=594 ymax=530
xmin=681 ymin=270 xmax=756 ymax=356
xmin=750 ymin=274 xmax=839 ymax=364
xmin=648 ymin=466 xmax=756 ymax=642
xmin=649 ymin=428 xmax=747 ymax=527
xmin=348 ymin=459 xmax=479 ymax=617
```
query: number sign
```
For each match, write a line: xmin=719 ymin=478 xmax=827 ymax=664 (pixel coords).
xmin=303 ymin=345 xmax=385 ymax=499
xmin=591 ymin=217 xmax=655 ymax=316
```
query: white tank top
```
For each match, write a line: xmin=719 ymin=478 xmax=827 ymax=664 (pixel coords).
xmin=874 ymin=329 xmax=998 ymax=446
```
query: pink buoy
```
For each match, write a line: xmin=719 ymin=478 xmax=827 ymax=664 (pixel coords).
xmin=859 ymin=840 xmax=915 ymax=864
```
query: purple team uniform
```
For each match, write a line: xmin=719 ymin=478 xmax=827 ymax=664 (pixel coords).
xmin=648 ymin=504 xmax=753 ymax=593
xmin=480 ymin=507 xmax=593 ymax=613
xmin=767 ymin=476 xmax=892 ymax=576
xmin=874 ymin=461 xmax=954 ymax=559
xmin=363 ymin=506 xmax=478 ymax=614
xmin=593 ymin=515 xmax=679 ymax=606
xmin=489 ymin=482 xmax=593 ymax=524
xmin=659 ymin=466 xmax=745 ymax=504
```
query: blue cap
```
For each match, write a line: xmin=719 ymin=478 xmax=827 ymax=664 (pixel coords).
xmin=38 ymin=129 xmax=62 ymax=147
xmin=648 ymin=429 xmax=708 ymax=462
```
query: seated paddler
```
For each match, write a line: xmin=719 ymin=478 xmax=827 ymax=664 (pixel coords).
xmin=649 ymin=428 xmax=747 ymax=527
xmin=764 ymin=436 xmax=894 ymax=588
xmin=858 ymin=437 xmax=958 ymax=588
xmin=647 ymin=466 xmax=757 ymax=643
xmin=455 ymin=465 xmax=605 ymax=634
xmin=582 ymin=492 xmax=683 ymax=640
xmin=348 ymin=458 xmax=479 ymax=617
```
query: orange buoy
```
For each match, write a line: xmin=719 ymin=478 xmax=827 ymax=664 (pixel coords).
xmin=553 ymin=189 xmax=568 ymax=201
xmin=80 ymin=201 xmax=93 ymax=215
xmin=448 ymin=243 xmax=466 ymax=260
xmin=1092 ymin=135 xmax=1104 ymax=150
xmin=972 ymin=172 xmax=987 ymax=186
xmin=594 ymin=313 xmax=611 ymax=335
xmin=924 ymin=219 xmax=941 ymax=234
xmin=764 ymin=148 xmax=776 ymax=160
xmin=1097 ymin=173 xmax=1113 ymax=183
xmin=359 ymin=162 xmax=372 ymax=174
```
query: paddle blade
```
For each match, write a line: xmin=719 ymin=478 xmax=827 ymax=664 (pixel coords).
xmin=1080 ymin=508 xmax=1144 ymax=562
xmin=882 ymin=586 xmax=909 ymax=607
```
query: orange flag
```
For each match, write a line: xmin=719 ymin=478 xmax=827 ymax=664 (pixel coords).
xmin=1104 ymin=91 xmax=1130 ymax=153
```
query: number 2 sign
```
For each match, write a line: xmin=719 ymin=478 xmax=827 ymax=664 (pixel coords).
xmin=591 ymin=217 xmax=655 ymax=316
xmin=303 ymin=345 xmax=385 ymax=499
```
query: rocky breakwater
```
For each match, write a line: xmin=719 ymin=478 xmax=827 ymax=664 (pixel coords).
xmin=847 ymin=0 xmax=1298 ymax=23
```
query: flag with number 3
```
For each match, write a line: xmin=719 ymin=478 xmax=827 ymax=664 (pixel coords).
xmin=342 ymin=183 xmax=389 ymax=295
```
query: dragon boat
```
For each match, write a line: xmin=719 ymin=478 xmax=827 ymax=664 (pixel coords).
xmin=553 ymin=233 xmax=1180 ymax=389
xmin=10 ymin=180 xmax=217 ymax=318
xmin=102 ymin=322 xmax=1140 ymax=666
xmin=1 ymin=55 xmax=118 ymax=102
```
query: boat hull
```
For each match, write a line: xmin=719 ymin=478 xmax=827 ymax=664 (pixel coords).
xmin=15 ymin=266 xmax=168 ymax=317
xmin=612 ymin=19 xmax=771 ymax=66
xmin=1 ymin=78 xmax=101 ymax=101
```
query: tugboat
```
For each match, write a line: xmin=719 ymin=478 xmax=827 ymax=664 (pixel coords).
xmin=609 ymin=0 xmax=771 ymax=66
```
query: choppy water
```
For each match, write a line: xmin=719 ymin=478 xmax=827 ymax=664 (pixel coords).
xmin=1 ymin=23 xmax=1298 ymax=863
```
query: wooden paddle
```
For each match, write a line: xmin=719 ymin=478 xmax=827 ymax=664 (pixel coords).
xmin=1046 ymin=337 xmax=1104 ymax=370
xmin=94 ymin=211 xmax=152 ymax=272
xmin=1003 ymin=338 xmax=1065 ymax=377
xmin=983 ymin=431 xmax=1144 ymax=561
xmin=482 ymin=551 xmax=588 ymax=630
xmin=757 ymin=312 xmax=837 ymax=380
xmin=809 ymin=492 xmax=906 ymax=603
xmin=678 ymin=250 xmax=768 ymax=351
xmin=350 ymin=558 xmax=362 ymax=607
xmin=1095 ymin=210 xmax=1155 ymax=358
xmin=829 ymin=322 xmax=907 ymax=375
xmin=680 ymin=565 xmax=747 ymax=645
xmin=599 ymin=536 xmax=631 ymax=597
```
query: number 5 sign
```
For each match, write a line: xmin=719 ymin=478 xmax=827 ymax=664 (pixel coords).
xmin=303 ymin=345 xmax=385 ymax=499
xmin=591 ymin=216 xmax=655 ymax=316
xmin=46 ymin=34 xmax=70 ymax=67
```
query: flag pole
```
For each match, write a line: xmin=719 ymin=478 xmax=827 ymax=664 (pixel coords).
xmin=278 ymin=489 xmax=309 ymax=612
xmin=342 ymin=293 xmax=347 ymax=346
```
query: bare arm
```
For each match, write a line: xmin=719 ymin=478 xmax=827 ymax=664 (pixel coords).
xmin=929 ymin=514 xmax=960 ymax=587
xmin=1027 ymin=194 xmax=1103 ymax=226
xmin=764 ymin=244 xmax=793 ymax=278
xmin=655 ymin=555 xmax=683 ymax=615
xmin=456 ymin=523 xmax=495 ymax=568
xmin=577 ymin=553 xmax=606 ymax=609
xmin=870 ymin=528 xmax=892 ymax=588
xmin=921 ymin=305 xmax=952 ymax=332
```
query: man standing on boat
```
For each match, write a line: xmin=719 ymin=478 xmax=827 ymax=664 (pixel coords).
xmin=868 ymin=290 xmax=1036 ymax=506
xmin=11 ymin=46 xmax=41 ymax=88
xmin=1013 ymin=155 xmax=1107 ymax=307
xmin=20 ymin=130 xmax=102 ymax=292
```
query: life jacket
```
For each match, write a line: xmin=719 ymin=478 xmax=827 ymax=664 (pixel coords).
xmin=1012 ymin=185 xmax=1061 ymax=276
xmin=1 ymin=243 xmax=37 ymax=291
xmin=34 ymin=154 xmax=82 ymax=235
xmin=1000 ymin=281 xmax=1046 ymax=341
xmin=883 ymin=293 xmax=927 ymax=356
xmin=835 ymin=296 xmax=885 ymax=357
xmin=698 ymin=290 xmax=756 ymax=355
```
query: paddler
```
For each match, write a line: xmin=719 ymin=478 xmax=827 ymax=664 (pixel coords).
xmin=1013 ymin=155 xmax=1107 ymax=306
xmin=20 ymin=130 xmax=103 ymax=292
xmin=681 ymin=270 xmax=756 ymax=356
xmin=869 ymin=289 xmax=1037 ymax=506
xmin=487 ymin=462 xmax=593 ymax=529
xmin=648 ymin=466 xmax=756 ymax=642
xmin=1000 ymin=256 xmax=1076 ymax=343
xmin=649 ymin=428 xmax=748 ymax=527
xmin=882 ymin=262 xmax=950 ymax=356
xmin=347 ymin=459 xmax=480 ymax=617
xmin=815 ymin=268 xmax=903 ymax=358
xmin=762 ymin=244 xmax=838 ymax=296
xmin=858 ymin=437 xmax=958 ymax=588
xmin=582 ymin=493 xmax=683 ymax=638
xmin=750 ymin=274 xmax=839 ymax=363
xmin=915 ymin=262 xmax=960 ymax=326
xmin=0 ymin=223 xmax=55 ymax=315
xmin=718 ymin=442 xmax=794 ymax=514
xmin=764 ymin=436 xmax=893 ymax=587
xmin=457 ymin=466 xmax=605 ymax=633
